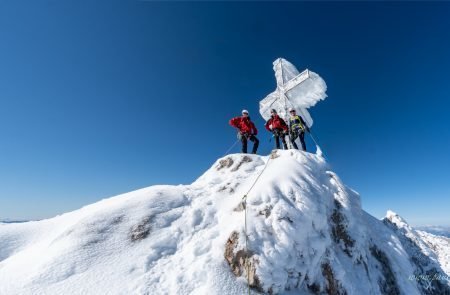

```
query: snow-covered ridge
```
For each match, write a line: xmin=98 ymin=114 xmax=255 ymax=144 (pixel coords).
xmin=0 ymin=150 xmax=449 ymax=294
xmin=416 ymin=226 xmax=450 ymax=238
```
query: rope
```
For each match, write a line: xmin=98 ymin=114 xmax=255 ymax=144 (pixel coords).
xmin=223 ymin=138 xmax=240 ymax=157
xmin=238 ymin=130 xmax=325 ymax=293
xmin=241 ymin=151 xmax=274 ymax=294
xmin=308 ymin=129 xmax=330 ymax=162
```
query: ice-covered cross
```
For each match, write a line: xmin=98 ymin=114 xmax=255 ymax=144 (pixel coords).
xmin=259 ymin=58 xmax=328 ymax=128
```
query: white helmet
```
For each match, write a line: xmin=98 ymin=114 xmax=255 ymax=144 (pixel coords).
xmin=242 ymin=109 xmax=249 ymax=115
xmin=289 ymin=108 xmax=296 ymax=112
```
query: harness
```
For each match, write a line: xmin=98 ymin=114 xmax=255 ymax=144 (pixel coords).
xmin=237 ymin=132 xmax=251 ymax=140
xmin=290 ymin=115 xmax=305 ymax=133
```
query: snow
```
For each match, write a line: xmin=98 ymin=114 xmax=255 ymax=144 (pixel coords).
xmin=383 ymin=210 xmax=450 ymax=293
xmin=416 ymin=225 xmax=450 ymax=238
xmin=1 ymin=150 xmax=449 ymax=294
xmin=417 ymin=230 xmax=450 ymax=275
xmin=259 ymin=58 xmax=327 ymax=127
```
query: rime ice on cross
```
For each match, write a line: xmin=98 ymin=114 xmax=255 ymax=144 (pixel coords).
xmin=259 ymin=58 xmax=328 ymax=129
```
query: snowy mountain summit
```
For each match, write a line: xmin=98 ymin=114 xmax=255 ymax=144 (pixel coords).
xmin=1 ymin=150 xmax=449 ymax=294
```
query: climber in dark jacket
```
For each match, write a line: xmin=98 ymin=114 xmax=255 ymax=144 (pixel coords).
xmin=288 ymin=108 xmax=310 ymax=151
xmin=229 ymin=109 xmax=259 ymax=154
xmin=265 ymin=109 xmax=288 ymax=150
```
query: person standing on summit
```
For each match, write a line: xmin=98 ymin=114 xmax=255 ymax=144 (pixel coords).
xmin=229 ymin=110 xmax=259 ymax=154
xmin=265 ymin=109 xmax=288 ymax=150
xmin=288 ymin=108 xmax=310 ymax=151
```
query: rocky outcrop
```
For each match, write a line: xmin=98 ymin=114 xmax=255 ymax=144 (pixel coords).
xmin=224 ymin=231 xmax=263 ymax=292
xmin=130 ymin=216 xmax=151 ymax=242
xmin=330 ymin=200 xmax=355 ymax=257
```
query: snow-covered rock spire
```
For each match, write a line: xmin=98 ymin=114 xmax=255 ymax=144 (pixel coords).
xmin=0 ymin=150 xmax=449 ymax=294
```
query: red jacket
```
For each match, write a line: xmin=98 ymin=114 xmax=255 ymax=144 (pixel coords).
xmin=265 ymin=115 xmax=288 ymax=132
xmin=229 ymin=116 xmax=258 ymax=135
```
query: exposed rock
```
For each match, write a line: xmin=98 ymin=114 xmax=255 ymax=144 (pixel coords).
xmin=270 ymin=150 xmax=280 ymax=159
xmin=217 ymin=157 xmax=234 ymax=171
xmin=307 ymin=282 xmax=321 ymax=294
xmin=224 ymin=231 xmax=263 ymax=292
xmin=224 ymin=232 xmax=239 ymax=268
xmin=218 ymin=186 xmax=227 ymax=192
xmin=217 ymin=182 xmax=230 ymax=192
xmin=231 ymin=156 xmax=252 ymax=172
xmin=370 ymin=245 xmax=400 ymax=295
xmin=278 ymin=216 xmax=293 ymax=223
xmin=233 ymin=201 xmax=246 ymax=212
xmin=258 ymin=205 xmax=273 ymax=218
xmin=218 ymin=182 xmax=239 ymax=194
xmin=321 ymin=262 xmax=347 ymax=295
xmin=330 ymin=200 xmax=355 ymax=257
xmin=130 ymin=216 xmax=152 ymax=242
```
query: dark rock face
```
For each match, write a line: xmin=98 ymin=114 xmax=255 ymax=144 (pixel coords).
xmin=370 ymin=245 xmax=400 ymax=295
xmin=330 ymin=200 xmax=355 ymax=257
xmin=259 ymin=205 xmax=273 ymax=218
xmin=130 ymin=216 xmax=152 ymax=242
xmin=307 ymin=280 xmax=321 ymax=295
xmin=321 ymin=262 xmax=347 ymax=295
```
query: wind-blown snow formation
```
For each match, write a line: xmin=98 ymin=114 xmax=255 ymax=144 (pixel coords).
xmin=1 ymin=150 xmax=449 ymax=294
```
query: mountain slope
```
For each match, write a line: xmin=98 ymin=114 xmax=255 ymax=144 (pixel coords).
xmin=0 ymin=150 xmax=448 ymax=294
xmin=416 ymin=230 xmax=450 ymax=275
xmin=416 ymin=226 xmax=450 ymax=239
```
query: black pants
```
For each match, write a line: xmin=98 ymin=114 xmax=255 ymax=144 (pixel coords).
xmin=241 ymin=134 xmax=259 ymax=154
xmin=291 ymin=131 xmax=306 ymax=151
xmin=273 ymin=129 xmax=288 ymax=150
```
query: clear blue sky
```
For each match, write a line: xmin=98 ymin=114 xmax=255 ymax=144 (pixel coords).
xmin=1 ymin=1 xmax=449 ymax=226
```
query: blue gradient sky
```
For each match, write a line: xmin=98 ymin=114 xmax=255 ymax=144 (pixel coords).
xmin=1 ymin=1 xmax=449 ymax=225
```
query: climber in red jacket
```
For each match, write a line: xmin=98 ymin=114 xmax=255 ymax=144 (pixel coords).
xmin=265 ymin=109 xmax=288 ymax=150
xmin=229 ymin=110 xmax=259 ymax=154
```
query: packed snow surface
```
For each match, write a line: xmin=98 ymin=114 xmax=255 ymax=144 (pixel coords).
xmin=1 ymin=150 xmax=449 ymax=294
